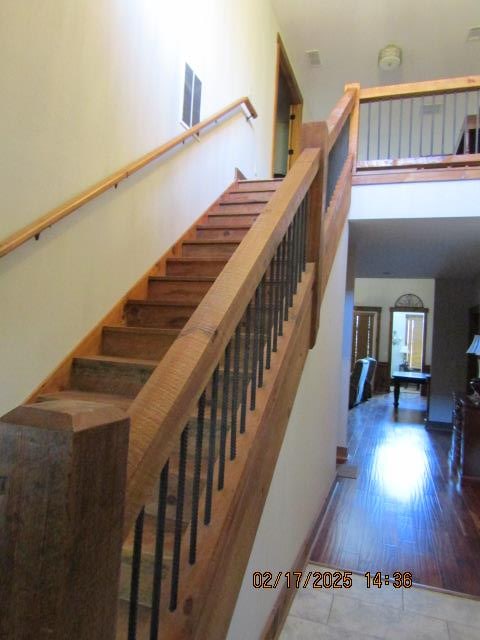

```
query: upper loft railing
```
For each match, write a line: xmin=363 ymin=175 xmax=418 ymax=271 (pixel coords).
xmin=0 ymin=88 xmax=357 ymax=640
xmin=0 ymin=97 xmax=257 ymax=259
xmin=350 ymin=75 xmax=480 ymax=177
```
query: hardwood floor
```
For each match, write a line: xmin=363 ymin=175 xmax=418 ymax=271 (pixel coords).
xmin=311 ymin=392 xmax=480 ymax=596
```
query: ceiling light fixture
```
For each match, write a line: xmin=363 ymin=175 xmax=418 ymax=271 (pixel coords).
xmin=378 ymin=44 xmax=402 ymax=71
xmin=467 ymin=26 xmax=480 ymax=42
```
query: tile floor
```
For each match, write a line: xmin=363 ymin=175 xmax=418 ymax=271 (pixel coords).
xmin=280 ymin=564 xmax=480 ymax=640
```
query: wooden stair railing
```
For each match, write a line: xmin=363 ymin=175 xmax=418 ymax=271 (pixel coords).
xmin=0 ymin=88 xmax=356 ymax=640
xmin=0 ymin=97 xmax=257 ymax=259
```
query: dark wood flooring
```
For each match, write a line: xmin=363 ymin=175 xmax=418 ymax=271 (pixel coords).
xmin=311 ymin=392 xmax=480 ymax=596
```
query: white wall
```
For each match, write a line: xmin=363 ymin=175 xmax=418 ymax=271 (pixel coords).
xmin=350 ymin=180 xmax=480 ymax=221
xmin=354 ymin=278 xmax=435 ymax=364
xmin=228 ymin=226 xmax=349 ymax=640
xmin=0 ymin=0 xmax=283 ymax=414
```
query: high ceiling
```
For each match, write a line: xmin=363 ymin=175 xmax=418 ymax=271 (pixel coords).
xmin=272 ymin=0 xmax=480 ymax=119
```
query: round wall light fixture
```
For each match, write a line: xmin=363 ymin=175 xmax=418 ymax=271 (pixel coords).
xmin=378 ymin=44 xmax=402 ymax=71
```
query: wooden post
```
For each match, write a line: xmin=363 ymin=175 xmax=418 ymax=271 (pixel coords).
xmin=345 ymin=82 xmax=361 ymax=169
xmin=0 ymin=399 xmax=129 ymax=640
xmin=301 ymin=121 xmax=328 ymax=348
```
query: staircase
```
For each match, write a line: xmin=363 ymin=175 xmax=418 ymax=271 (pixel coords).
xmin=30 ymin=177 xmax=282 ymax=637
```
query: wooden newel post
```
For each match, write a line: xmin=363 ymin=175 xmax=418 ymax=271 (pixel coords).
xmin=0 ymin=399 xmax=129 ymax=640
xmin=301 ymin=121 xmax=329 ymax=348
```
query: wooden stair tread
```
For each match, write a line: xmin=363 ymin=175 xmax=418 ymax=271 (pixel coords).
xmin=126 ymin=299 xmax=199 ymax=308
xmin=37 ymin=389 xmax=133 ymax=410
xmin=195 ymin=224 xmax=252 ymax=231
xmin=148 ymin=275 xmax=216 ymax=283
xmin=74 ymin=354 xmax=159 ymax=367
xmin=182 ymin=239 xmax=241 ymax=245
xmin=103 ymin=325 xmax=181 ymax=336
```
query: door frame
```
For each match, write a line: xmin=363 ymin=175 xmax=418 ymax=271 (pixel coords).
xmin=271 ymin=34 xmax=303 ymax=177
xmin=388 ymin=306 xmax=429 ymax=377
xmin=352 ymin=305 xmax=382 ymax=367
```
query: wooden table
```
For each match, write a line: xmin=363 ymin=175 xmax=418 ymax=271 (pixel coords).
xmin=391 ymin=371 xmax=431 ymax=408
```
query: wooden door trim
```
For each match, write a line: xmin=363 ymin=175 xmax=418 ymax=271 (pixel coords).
xmin=388 ymin=306 xmax=429 ymax=377
xmin=271 ymin=34 xmax=304 ymax=176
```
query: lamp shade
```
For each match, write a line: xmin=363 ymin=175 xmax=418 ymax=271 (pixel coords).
xmin=466 ymin=335 xmax=480 ymax=355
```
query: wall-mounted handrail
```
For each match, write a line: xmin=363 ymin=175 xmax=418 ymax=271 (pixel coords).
xmin=0 ymin=96 xmax=257 ymax=259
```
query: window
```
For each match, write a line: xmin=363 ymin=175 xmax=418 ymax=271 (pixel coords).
xmin=182 ymin=63 xmax=202 ymax=128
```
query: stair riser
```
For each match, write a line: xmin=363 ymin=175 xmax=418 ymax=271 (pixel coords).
xmin=210 ymin=202 xmax=265 ymax=214
xmin=195 ymin=227 xmax=249 ymax=241
xmin=119 ymin=556 xmax=171 ymax=608
xmin=102 ymin=328 xmax=177 ymax=361
xmin=182 ymin=242 xmax=238 ymax=258
xmin=206 ymin=213 xmax=259 ymax=226
xmin=166 ymin=259 xmax=227 ymax=277
xmin=71 ymin=359 xmax=154 ymax=397
xmin=147 ymin=279 xmax=213 ymax=302
xmin=125 ymin=303 xmax=197 ymax=329
xmin=234 ymin=180 xmax=280 ymax=192
xmin=219 ymin=192 xmax=270 ymax=204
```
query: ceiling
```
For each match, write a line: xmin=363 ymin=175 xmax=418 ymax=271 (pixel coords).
xmin=272 ymin=0 xmax=480 ymax=119
xmin=272 ymin=1 xmax=480 ymax=281
xmin=350 ymin=217 xmax=480 ymax=279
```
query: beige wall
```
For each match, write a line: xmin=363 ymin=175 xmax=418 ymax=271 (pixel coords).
xmin=227 ymin=225 xmax=349 ymax=639
xmin=0 ymin=0 xmax=283 ymax=414
xmin=354 ymin=278 xmax=435 ymax=365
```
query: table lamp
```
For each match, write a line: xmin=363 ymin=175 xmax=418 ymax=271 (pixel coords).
xmin=466 ymin=334 xmax=480 ymax=398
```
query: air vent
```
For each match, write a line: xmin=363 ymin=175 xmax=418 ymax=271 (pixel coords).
xmin=306 ymin=49 xmax=321 ymax=66
xmin=467 ymin=26 xmax=480 ymax=42
xmin=421 ymin=102 xmax=443 ymax=115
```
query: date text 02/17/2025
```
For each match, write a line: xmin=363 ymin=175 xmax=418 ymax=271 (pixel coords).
xmin=252 ymin=570 xmax=413 ymax=590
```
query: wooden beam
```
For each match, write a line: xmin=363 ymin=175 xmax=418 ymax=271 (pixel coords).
xmin=352 ymin=165 xmax=480 ymax=185
xmin=0 ymin=97 xmax=257 ymax=259
xmin=326 ymin=89 xmax=356 ymax=152
xmin=320 ymin=156 xmax=353 ymax=302
xmin=124 ymin=149 xmax=320 ymax=536
xmin=301 ymin=123 xmax=329 ymax=347
xmin=356 ymin=154 xmax=480 ymax=170
xmin=344 ymin=83 xmax=361 ymax=169
xmin=359 ymin=75 xmax=480 ymax=102
xmin=0 ymin=400 xmax=129 ymax=640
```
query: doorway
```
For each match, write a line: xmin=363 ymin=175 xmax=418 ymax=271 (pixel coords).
xmin=389 ymin=308 xmax=428 ymax=377
xmin=351 ymin=306 xmax=381 ymax=369
xmin=272 ymin=35 xmax=303 ymax=178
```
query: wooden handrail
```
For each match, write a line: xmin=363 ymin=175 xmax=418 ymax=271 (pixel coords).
xmin=0 ymin=97 xmax=257 ymax=259
xmin=356 ymin=153 xmax=480 ymax=171
xmin=326 ymin=88 xmax=356 ymax=151
xmin=359 ymin=75 xmax=480 ymax=102
xmin=123 ymin=147 xmax=320 ymax=535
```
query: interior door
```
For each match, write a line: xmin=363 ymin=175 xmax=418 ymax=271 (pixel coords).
xmin=352 ymin=307 xmax=380 ymax=369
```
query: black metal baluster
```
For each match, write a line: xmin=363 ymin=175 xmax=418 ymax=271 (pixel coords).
xmin=430 ymin=95 xmax=435 ymax=156
xmin=150 ymin=462 xmax=169 ymax=640
xmin=189 ymin=391 xmax=206 ymax=565
xmin=452 ymin=91 xmax=457 ymax=152
xmin=476 ymin=90 xmax=480 ymax=154
xmin=278 ymin=236 xmax=287 ymax=335
xmin=292 ymin=213 xmax=299 ymax=295
xmin=169 ymin=425 xmax=189 ymax=612
xmin=408 ymin=98 xmax=413 ymax=157
xmin=441 ymin=93 xmax=447 ymax=155
xmin=387 ymin=99 xmax=392 ymax=158
xmin=284 ymin=226 xmax=292 ymax=318
xmin=398 ymin=98 xmax=403 ymax=158
xmin=366 ymin=102 xmax=371 ymax=160
xmin=377 ymin=101 xmax=382 ymax=159
xmin=288 ymin=223 xmax=295 ymax=309
xmin=266 ymin=260 xmax=274 ymax=370
xmin=258 ymin=274 xmax=267 ymax=387
xmin=230 ymin=324 xmax=241 ymax=459
xmin=128 ymin=507 xmax=145 ymax=640
xmin=218 ymin=342 xmax=231 ymax=490
xmin=250 ymin=283 xmax=261 ymax=409
xmin=301 ymin=195 xmax=308 ymax=272
xmin=272 ymin=245 xmax=280 ymax=353
xmin=419 ymin=96 xmax=425 ymax=156
xmin=240 ymin=303 xmax=251 ymax=433
xmin=464 ymin=91 xmax=469 ymax=153
xmin=204 ymin=366 xmax=219 ymax=524
xmin=295 ymin=208 xmax=302 ymax=288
